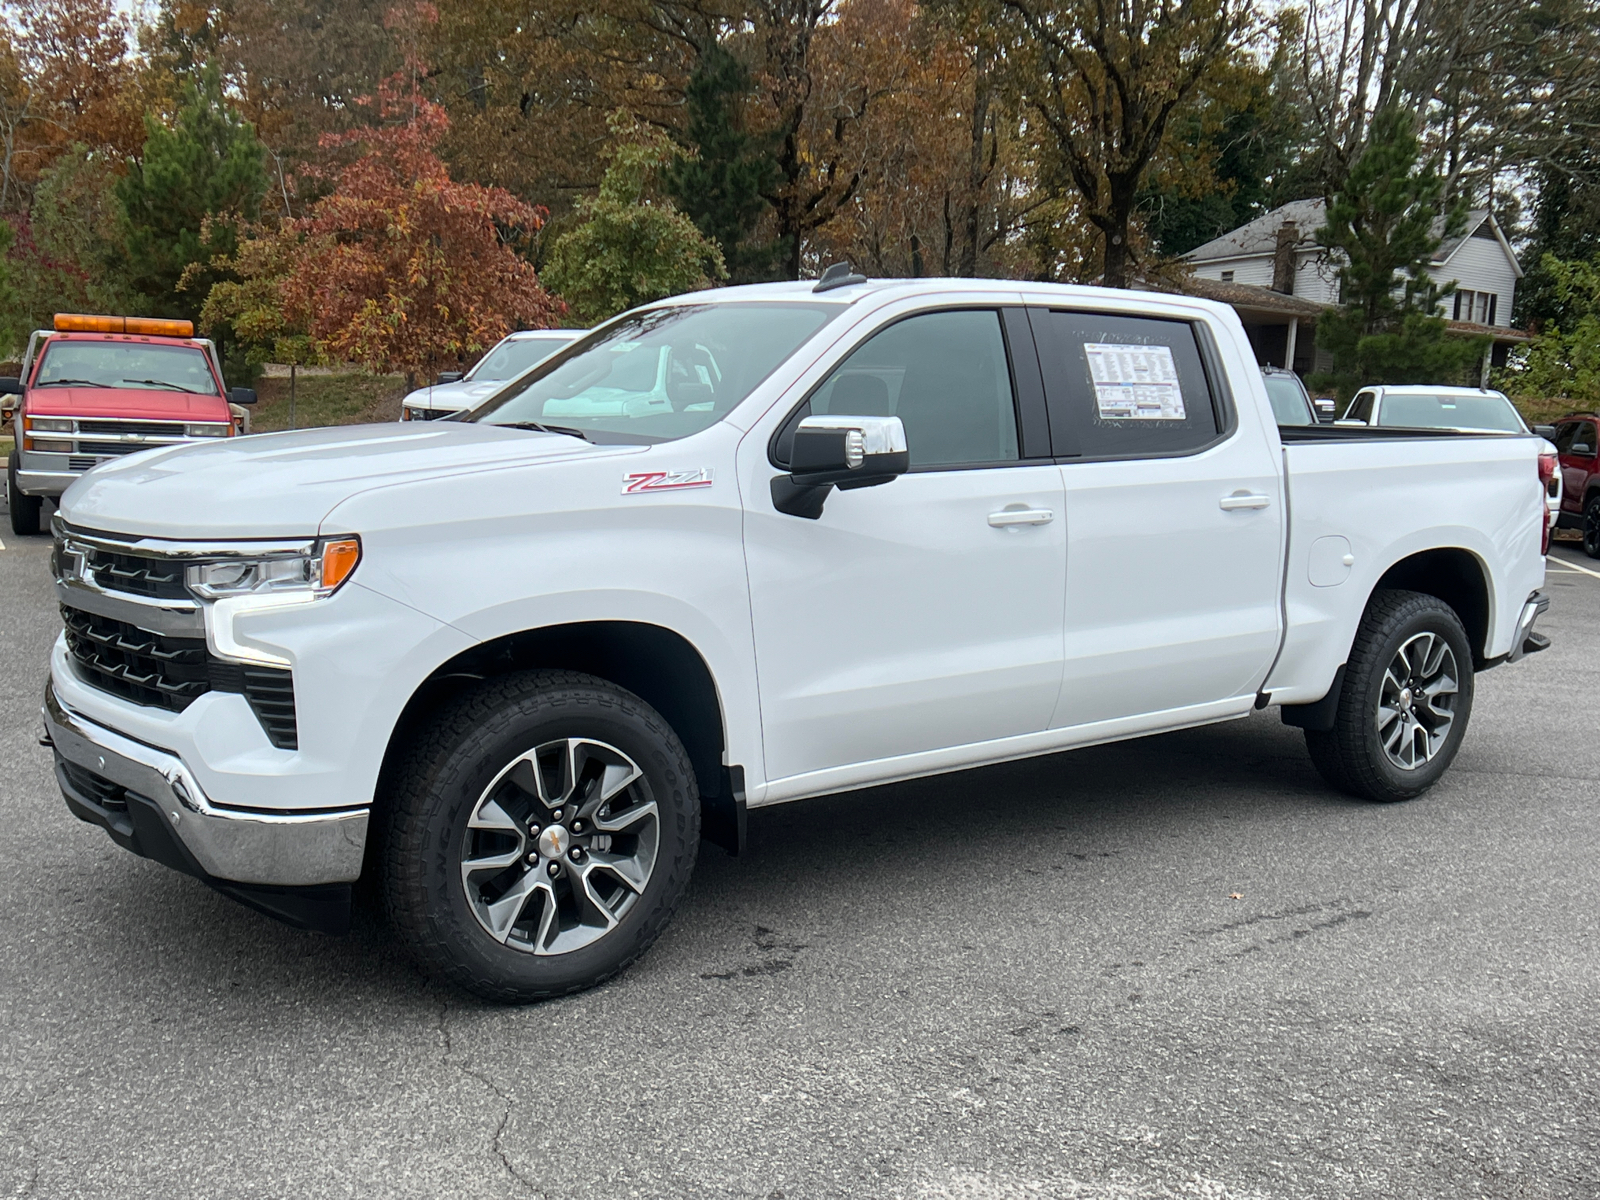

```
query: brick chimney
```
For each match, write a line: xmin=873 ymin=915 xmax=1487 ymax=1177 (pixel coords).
xmin=1272 ymin=220 xmax=1298 ymax=294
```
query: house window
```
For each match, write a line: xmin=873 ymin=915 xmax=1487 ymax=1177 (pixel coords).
xmin=1220 ymin=271 xmax=1234 ymax=283
xmin=1453 ymin=290 xmax=1498 ymax=326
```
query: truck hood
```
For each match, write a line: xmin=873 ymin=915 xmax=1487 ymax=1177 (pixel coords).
xmin=59 ymin=421 xmax=640 ymax=540
xmin=402 ymin=379 xmax=506 ymax=412
xmin=27 ymin=385 xmax=233 ymax=422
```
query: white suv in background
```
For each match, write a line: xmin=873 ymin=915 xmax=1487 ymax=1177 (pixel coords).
xmin=400 ymin=329 xmax=583 ymax=421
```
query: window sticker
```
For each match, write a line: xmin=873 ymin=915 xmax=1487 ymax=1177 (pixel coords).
xmin=1083 ymin=342 xmax=1185 ymax=420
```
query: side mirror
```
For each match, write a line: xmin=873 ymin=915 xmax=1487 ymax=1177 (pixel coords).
xmin=1574 ymin=443 xmax=1594 ymax=456
xmin=436 ymin=371 xmax=465 ymax=385
xmin=1534 ymin=424 xmax=1557 ymax=438
xmin=229 ymin=387 xmax=257 ymax=406
xmin=0 ymin=376 xmax=21 ymax=395
xmin=771 ymin=415 xmax=909 ymax=519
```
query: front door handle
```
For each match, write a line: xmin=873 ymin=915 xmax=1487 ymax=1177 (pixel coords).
xmin=1219 ymin=492 xmax=1271 ymax=511
xmin=989 ymin=507 xmax=1055 ymax=528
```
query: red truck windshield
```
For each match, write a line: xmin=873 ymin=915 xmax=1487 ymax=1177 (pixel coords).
xmin=34 ymin=341 xmax=219 ymax=395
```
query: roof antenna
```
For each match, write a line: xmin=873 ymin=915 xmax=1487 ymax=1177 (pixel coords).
xmin=813 ymin=262 xmax=867 ymax=293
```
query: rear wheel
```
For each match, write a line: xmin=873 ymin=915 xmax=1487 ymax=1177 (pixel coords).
xmin=382 ymin=670 xmax=700 ymax=1002
xmin=1306 ymin=590 xmax=1474 ymax=803
xmin=1583 ymin=495 xmax=1600 ymax=559
xmin=7 ymin=452 xmax=42 ymax=537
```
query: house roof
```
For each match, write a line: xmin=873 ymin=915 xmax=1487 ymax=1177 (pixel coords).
xmin=1154 ymin=274 xmax=1326 ymax=319
xmin=1181 ymin=200 xmax=1521 ymax=277
xmin=1181 ymin=199 xmax=1326 ymax=263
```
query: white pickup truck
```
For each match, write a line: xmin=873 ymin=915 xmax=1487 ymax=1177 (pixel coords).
xmin=42 ymin=278 xmax=1552 ymax=1001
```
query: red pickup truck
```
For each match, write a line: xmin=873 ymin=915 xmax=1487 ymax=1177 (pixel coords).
xmin=1550 ymin=411 xmax=1600 ymax=557
xmin=4 ymin=314 xmax=256 ymax=536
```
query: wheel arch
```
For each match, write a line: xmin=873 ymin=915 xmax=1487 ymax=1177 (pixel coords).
xmin=1369 ymin=546 xmax=1492 ymax=667
xmin=376 ymin=620 xmax=741 ymax=853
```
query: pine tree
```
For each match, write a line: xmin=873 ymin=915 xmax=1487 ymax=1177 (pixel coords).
xmin=116 ymin=64 xmax=269 ymax=319
xmin=662 ymin=44 xmax=779 ymax=285
xmin=1309 ymin=106 xmax=1486 ymax=400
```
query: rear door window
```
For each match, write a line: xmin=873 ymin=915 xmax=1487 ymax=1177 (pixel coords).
xmin=1035 ymin=311 xmax=1222 ymax=458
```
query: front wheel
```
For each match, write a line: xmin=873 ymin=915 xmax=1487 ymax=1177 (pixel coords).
xmin=1583 ymin=496 xmax=1600 ymax=559
xmin=7 ymin=452 xmax=42 ymax=537
xmin=382 ymin=670 xmax=701 ymax=1002
xmin=1306 ymin=590 xmax=1474 ymax=803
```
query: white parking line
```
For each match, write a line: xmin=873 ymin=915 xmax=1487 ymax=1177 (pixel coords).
xmin=1549 ymin=556 xmax=1600 ymax=580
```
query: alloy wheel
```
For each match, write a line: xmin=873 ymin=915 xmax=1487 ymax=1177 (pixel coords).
xmin=460 ymin=737 xmax=660 ymax=955
xmin=1375 ymin=631 xmax=1459 ymax=771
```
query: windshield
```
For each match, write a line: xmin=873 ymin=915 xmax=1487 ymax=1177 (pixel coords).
xmin=1263 ymin=374 xmax=1313 ymax=426
xmin=34 ymin=341 xmax=219 ymax=394
xmin=467 ymin=302 xmax=840 ymax=442
xmin=468 ymin=334 xmax=582 ymax=382
xmin=1377 ymin=392 xmax=1526 ymax=433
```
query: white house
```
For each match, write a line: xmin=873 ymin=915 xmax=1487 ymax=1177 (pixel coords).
xmin=1175 ymin=199 xmax=1526 ymax=376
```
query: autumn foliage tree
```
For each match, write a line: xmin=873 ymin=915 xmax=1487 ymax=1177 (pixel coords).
xmin=279 ymin=79 xmax=562 ymax=382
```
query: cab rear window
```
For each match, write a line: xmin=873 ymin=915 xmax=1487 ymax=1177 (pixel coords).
xmin=34 ymin=341 xmax=219 ymax=395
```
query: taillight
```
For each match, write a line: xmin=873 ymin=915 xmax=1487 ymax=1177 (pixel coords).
xmin=1538 ymin=451 xmax=1557 ymax=488
xmin=1538 ymin=451 xmax=1556 ymax=555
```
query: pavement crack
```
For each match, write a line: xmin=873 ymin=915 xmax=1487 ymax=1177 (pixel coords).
xmin=1191 ymin=899 xmax=1345 ymax=938
xmin=438 ymin=997 xmax=541 ymax=1198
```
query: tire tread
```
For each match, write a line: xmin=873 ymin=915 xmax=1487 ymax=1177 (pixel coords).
xmin=381 ymin=669 xmax=700 ymax=1002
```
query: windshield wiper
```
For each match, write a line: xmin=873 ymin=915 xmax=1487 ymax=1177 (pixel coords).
xmin=37 ymin=378 xmax=111 ymax=388
xmin=124 ymin=378 xmax=201 ymax=393
xmin=496 ymin=421 xmax=593 ymax=442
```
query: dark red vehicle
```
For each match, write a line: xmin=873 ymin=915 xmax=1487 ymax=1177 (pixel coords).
xmin=1550 ymin=412 xmax=1600 ymax=557
xmin=3 ymin=314 xmax=256 ymax=536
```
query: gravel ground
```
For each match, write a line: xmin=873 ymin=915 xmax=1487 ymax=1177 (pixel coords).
xmin=2 ymin=509 xmax=1597 ymax=1200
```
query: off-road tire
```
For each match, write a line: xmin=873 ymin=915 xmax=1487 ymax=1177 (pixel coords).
xmin=1305 ymin=589 xmax=1474 ymax=803
xmin=382 ymin=669 xmax=700 ymax=1002
xmin=7 ymin=451 xmax=41 ymax=536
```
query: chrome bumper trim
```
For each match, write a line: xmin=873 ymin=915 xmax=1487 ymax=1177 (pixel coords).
xmin=54 ymin=575 xmax=205 ymax=636
xmin=43 ymin=681 xmax=367 ymax=886
xmin=15 ymin=468 xmax=81 ymax=496
xmin=1507 ymin=590 xmax=1551 ymax=664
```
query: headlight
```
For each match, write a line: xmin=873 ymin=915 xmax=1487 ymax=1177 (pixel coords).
xmin=25 ymin=437 xmax=73 ymax=452
xmin=187 ymin=423 xmax=232 ymax=437
xmin=25 ymin=417 xmax=74 ymax=433
xmin=186 ymin=537 xmax=362 ymax=599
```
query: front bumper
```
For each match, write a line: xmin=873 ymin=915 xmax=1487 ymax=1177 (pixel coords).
xmin=43 ymin=681 xmax=367 ymax=930
xmin=15 ymin=466 xmax=82 ymax=497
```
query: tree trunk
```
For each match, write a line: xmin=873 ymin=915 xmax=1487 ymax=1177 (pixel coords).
xmin=959 ymin=40 xmax=992 ymax=277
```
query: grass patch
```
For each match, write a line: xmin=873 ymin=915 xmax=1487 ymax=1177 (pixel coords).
xmin=249 ymin=372 xmax=406 ymax=432
xmin=0 ymin=436 xmax=11 ymax=459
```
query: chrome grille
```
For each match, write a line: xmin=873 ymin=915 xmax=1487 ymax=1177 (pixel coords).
xmin=78 ymin=440 xmax=154 ymax=457
xmin=76 ymin=420 xmax=186 ymax=437
xmin=61 ymin=606 xmax=210 ymax=711
xmin=83 ymin=547 xmax=188 ymax=600
xmin=60 ymin=605 xmax=299 ymax=746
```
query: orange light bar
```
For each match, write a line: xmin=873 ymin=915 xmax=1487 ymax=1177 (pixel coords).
xmin=319 ymin=539 xmax=362 ymax=593
xmin=53 ymin=314 xmax=195 ymax=337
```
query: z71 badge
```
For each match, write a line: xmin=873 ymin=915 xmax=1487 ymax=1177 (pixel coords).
xmin=622 ymin=468 xmax=714 ymax=494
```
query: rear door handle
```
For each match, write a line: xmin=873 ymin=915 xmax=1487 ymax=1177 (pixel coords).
xmin=988 ymin=507 xmax=1055 ymax=528
xmin=1219 ymin=492 xmax=1271 ymax=511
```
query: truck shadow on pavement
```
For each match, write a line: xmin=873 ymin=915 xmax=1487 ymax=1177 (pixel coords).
xmin=81 ymin=709 xmax=1355 ymax=1010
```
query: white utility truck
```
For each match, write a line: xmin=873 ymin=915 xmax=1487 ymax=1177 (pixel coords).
xmin=42 ymin=277 xmax=1552 ymax=1001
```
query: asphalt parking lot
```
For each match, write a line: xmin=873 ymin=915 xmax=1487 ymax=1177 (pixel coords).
xmin=2 ymin=511 xmax=1597 ymax=1200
